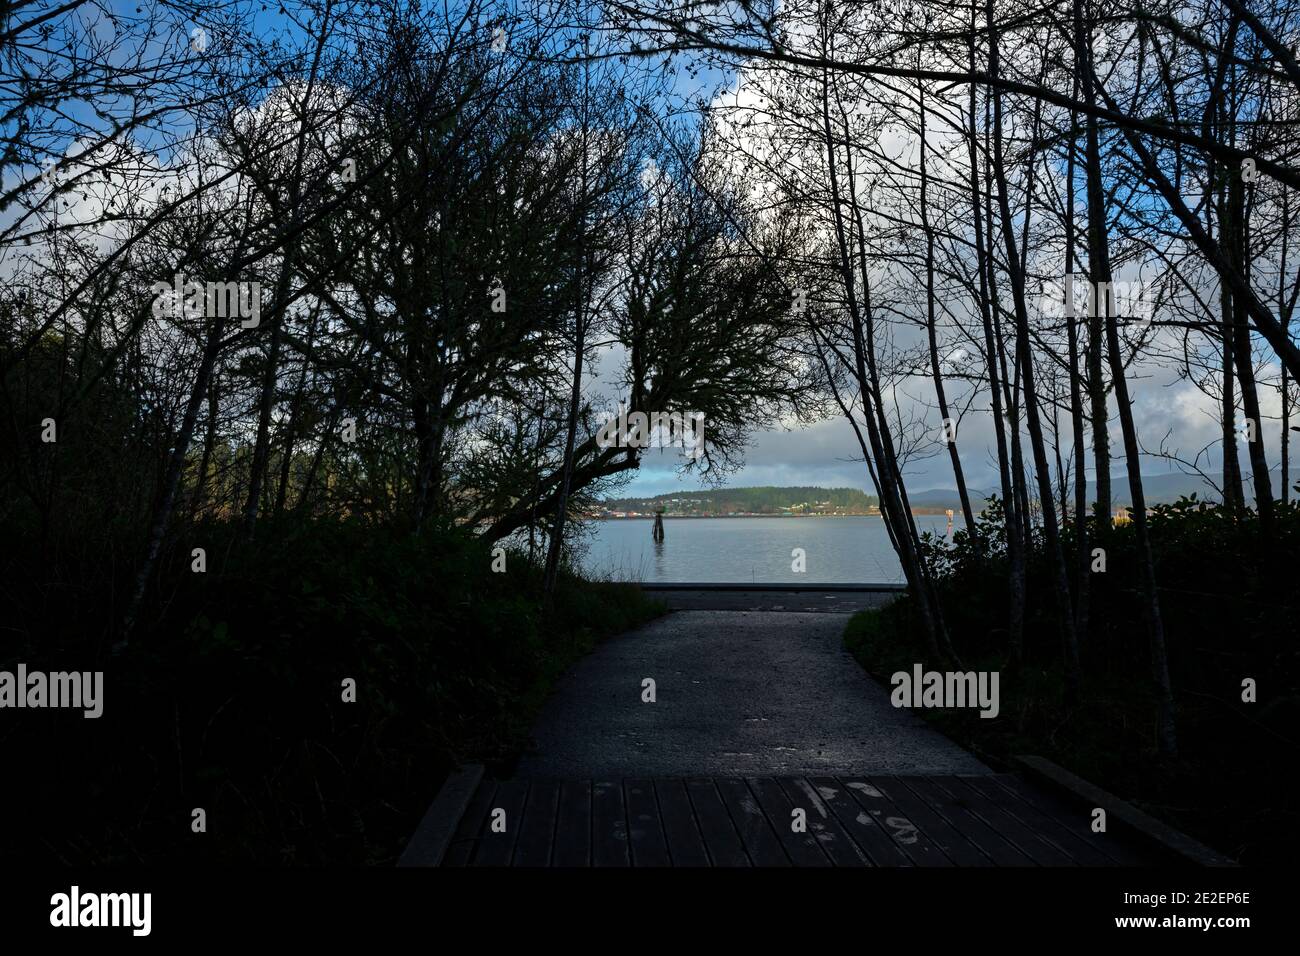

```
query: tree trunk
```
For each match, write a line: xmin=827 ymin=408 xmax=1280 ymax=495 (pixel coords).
xmin=543 ymin=39 xmax=592 ymax=601
xmin=990 ymin=0 xmax=1081 ymax=698
xmin=1221 ymin=284 xmax=1246 ymax=518
xmin=1105 ymin=294 xmax=1179 ymax=757
xmin=1064 ymin=90 xmax=1091 ymax=643
xmin=920 ymin=77 xmax=976 ymax=535
xmin=274 ymin=331 xmax=315 ymax=517
xmin=820 ymin=60 xmax=945 ymax=659
xmin=189 ymin=371 xmax=220 ymax=523
xmin=241 ymin=312 xmax=283 ymax=537
xmin=1076 ymin=5 xmax=1111 ymax=525
xmin=1077 ymin=12 xmax=1179 ymax=755
xmin=123 ymin=315 xmax=228 ymax=640
xmin=542 ymin=323 xmax=585 ymax=599
xmin=1227 ymin=172 xmax=1275 ymax=531
xmin=968 ymin=29 xmax=1024 ymax=660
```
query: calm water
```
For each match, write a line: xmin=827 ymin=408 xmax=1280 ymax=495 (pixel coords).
xmin=578 ymin=515 xmax=961 ymax=584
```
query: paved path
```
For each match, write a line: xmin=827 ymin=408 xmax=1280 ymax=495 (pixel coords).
xmin=516 ymin=610 xmax=988 ymax=778
xmin=414 ymin=611 xmax=1186 ymax=867
xmin=643 ymin=586 xmax=902 ymax=613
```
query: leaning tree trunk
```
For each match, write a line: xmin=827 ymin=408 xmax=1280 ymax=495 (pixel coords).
xmin=819 ymin=62 xmax=945 ymax=658
xmin=241 ymin=6 xmax=334 ymax=538
xmin=123 ymin=314 xmax=229 ymax=640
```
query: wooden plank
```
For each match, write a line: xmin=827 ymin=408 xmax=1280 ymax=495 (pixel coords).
xmin=442 ymin=779 xmax=498 ymax=867
xmin=625 ymin=779 xmax=671 ymax=867
xmin=963 ymin=774 xmax=1115 ymax=866
xmin=653 ymin=779 xmax=711 ymax=867
xmin=551 ymin=780 xmax=592 ymax=867
xmin=512 ymin=780 xmax=560 ymax=867
xmin=778 ymin=777 xmax=871 ymax=866
xmin=745 ymin=777 xmax=831 ymax=867
xmin=928 ymin=775 xmax=1075 ymax=867
xmin=808 ymin=776 xmax=915 ymax=866
xmin=714 ymin=778 xmax=789 ymax=867
xmin=1015 ymin=756 xmax=1233 ymax=866
xmin=896 ymin=776 xmax=1035 ymax=866
xmin=834 ymin=776 xmax=952 ymax=866
xmin=399 ymin=764 xmax=486 ymax=867
xmin=470 ymin=779 xmax=529 ymax=867
xmin=863 ymin=776 xmax=991 ymax=866
xmin=591 ymin=780 xmax=630 ymax=867
xmin=993 ymin=771 xmax=1152 ymax=866
xmin=685 ymin=779 xmax=751 ymax=867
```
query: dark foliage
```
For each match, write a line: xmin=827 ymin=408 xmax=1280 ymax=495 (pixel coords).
xmin=845 ymin=497 xmax=1300 ymax=864
xmin=0 ymin=518 xmax=663 ymax=864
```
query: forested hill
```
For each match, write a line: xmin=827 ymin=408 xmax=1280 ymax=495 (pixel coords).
xmin=602 ymin=487 xmax=879 ymax=515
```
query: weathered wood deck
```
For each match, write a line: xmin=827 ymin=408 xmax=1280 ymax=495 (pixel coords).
xmin=440 ymin=773 xmax=1165 ymax=867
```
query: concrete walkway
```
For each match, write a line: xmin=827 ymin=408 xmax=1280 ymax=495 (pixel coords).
xmin=642 ymin=585 xmax=902 ymax=613
xmin=516 ymin=610 xmax=989 ymax=778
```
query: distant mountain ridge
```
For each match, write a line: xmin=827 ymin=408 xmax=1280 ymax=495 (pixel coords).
xmin=908 ymin=472 xmax=1282 ymax=510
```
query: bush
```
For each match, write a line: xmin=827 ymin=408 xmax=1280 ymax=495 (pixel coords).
xmin=0 ymin=517 xmax=665 ymax=864
xmin=846 ymin=495 xmax=1300 ymax=864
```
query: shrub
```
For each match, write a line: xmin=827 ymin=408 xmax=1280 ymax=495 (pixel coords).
xmin=0 ymin=517 xmax=664 ymax=864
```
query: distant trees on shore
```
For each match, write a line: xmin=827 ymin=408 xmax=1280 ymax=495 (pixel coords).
xmin=603 ymin=486 xmax=879 ymax=515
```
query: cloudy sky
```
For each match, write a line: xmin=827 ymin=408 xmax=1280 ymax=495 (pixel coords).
xmin=601 ymin=358 xmax=1285 ymax=500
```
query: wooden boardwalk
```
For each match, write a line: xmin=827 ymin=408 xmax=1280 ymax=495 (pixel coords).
xmin=440 ymin=773 xmax=1165 ymax=867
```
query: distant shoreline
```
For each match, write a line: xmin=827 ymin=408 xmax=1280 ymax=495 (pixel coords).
xmin=592 ymin=512 xmax=956 ymax=519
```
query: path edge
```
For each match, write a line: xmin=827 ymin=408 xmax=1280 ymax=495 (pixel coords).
xmin=1014 ymin=755 xmax=1237 ymax=867
xmin=397 ymin=764 xmax=484 ymax=868
xmin=639 ymin=582 xmax=906 ymax=592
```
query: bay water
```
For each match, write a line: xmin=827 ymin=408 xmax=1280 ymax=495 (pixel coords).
xmin=577 ymin=515 xmax=961 ymax=584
